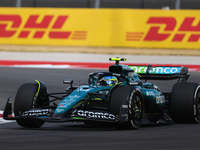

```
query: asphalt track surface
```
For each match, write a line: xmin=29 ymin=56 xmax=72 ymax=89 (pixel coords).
xmin=1 ymin=67 xmax=200 ymax=150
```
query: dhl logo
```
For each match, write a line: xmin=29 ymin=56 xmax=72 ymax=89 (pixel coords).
xmin=0 ymin=15 xmax=87 ymax=40
xmin=126 ymin=17 xmax=200 ymax=42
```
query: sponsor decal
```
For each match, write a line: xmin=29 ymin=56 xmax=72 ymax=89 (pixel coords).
xmin=129 ymin=82 xmax=140 ymax=86
xmin=59 ymin=95 xmax=80 ymax=108
xmin=55 ymin=109 xmax=65 ymax=113
xmin=60 ymin=104 xmax=68 ymax=107
xmin=121 ymin=114 xmax=128 ymax=117
xmin=98 ymin=90 xmax=109 ymax=95
xmin=1 ymin=9 xmax=200 ymax=48
xmin=112 ymin=73 xmax=121 ymax=77
xmin=126 ymin=17 xmax=200 ymax=42
xmin=72 ymin=110 xmax=116 ymax=120
xmin=129 ymin=66 xmax=181 ymax=74
xmin=0 ymin=14 xmax=87 ymax=40
xmin=122 ymin=105 xmax=128 ymax=109
xmin=146 ymin=91 xmax=155 ymax=96
xmin=21 ymin=109 xmax=51 ymax=117
xmin=126 ymin=32 xmax=145 ymax=41
xmin=123 ymin=66 xmax=130 ymax=70
xmin=156 ymin=96 xmax=165 ymax=104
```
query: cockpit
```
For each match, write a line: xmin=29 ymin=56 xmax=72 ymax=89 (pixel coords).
xmin=88 ymin=71 xmax=140 ymax=87
xmin=88 ymin=58 xmax=141 ymax=87
xmin=88 ymin=72 xmax=127 ymax=87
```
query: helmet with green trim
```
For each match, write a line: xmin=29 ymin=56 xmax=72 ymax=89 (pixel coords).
xmin=100 ymin=76 xmax=118 ymax=86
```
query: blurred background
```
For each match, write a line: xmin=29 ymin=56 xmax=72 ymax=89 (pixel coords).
xmin=0 ymin=0 xmax=199 ymax=10
xmin=0 ymin=0 xmax=200 ymax=9
xmin=0 ymin=0 xmax=200 ymax=53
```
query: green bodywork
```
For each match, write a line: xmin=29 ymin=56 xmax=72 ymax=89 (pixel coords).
xmin=54 ymin=61 xmax=166 ymax=114
xmin=55 ymin=85 xmax=112 ymax=113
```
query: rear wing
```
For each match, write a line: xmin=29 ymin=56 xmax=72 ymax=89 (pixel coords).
xmin=128 ymin=65 xmax=189 ymax=81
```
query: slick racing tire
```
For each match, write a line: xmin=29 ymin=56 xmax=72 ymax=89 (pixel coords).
xmin=14 ymin=83 xmax=45 ymax=128
xmin=110 ymin=85 xmax=144 ymax=129
xmin=170 ymin=82 xmax=200 ymax=123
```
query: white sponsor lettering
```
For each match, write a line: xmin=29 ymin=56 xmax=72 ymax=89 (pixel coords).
xmin=146 ymin=91 xmax=155 ymax=96
xmin=77 ymin=110 xmax=116 ymax=120
xmin=22 ymin=109 xmax=50 ymax=116
xmin=164 ymin=67 xmax=170 ymax=73
xmin=130 ymin=66 xmax=180 ymax=74
xmin=99 ymin=91 xmax=109 ymax=95
xmin=122 ymin=105 xmax=128 ymax=108
xmin=112 ymin=73 xmax=120 ymax=76
xmin=171 ymin=68 xmax=178 ymax=73
xmin=156 ymin=96 xmax=165 ymax=104
xmin=131 ymin=67 xmax=138 ymax=72
xmin=154 ymin=67 xmax=163 ymax=73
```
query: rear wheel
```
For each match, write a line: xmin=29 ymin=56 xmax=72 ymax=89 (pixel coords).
xmin=110 ymin=85 xmax=144 ymax=129
xmin=170 ymin=82 xmax=200 ymax=123
xmin=14 ymin=83 xmax=46 ymax=128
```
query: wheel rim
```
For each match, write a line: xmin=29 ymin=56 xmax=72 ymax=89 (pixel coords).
xmin=131 ymin=95 xmax=143 ymax=123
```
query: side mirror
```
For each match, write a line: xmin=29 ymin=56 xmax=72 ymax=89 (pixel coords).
xmin=63 ymin=79 xmax=73 ymax=84
xmin=63 ymin=79 xmax=73 ymax=88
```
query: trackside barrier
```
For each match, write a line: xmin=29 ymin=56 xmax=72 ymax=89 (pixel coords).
xmin=1 ymin=60 xmax=200 ymax=71
xmin=1 ymin=8 xmax=200 ymax=49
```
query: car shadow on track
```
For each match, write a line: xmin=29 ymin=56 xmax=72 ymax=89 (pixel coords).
xmin=5 ymin=121 xmax=174 ymax=132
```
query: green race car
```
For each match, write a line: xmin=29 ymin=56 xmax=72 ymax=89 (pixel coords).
xmin=3 ymin=58 xmax=200 ymax=129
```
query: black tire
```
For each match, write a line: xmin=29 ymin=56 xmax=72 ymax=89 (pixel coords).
xmin=14 ymin=83 xmax=45 ymax=128
xmin=170 ymin=82 xmax=200 ymax=123
xmin=110 ymin=85 xmax=144 ymax=129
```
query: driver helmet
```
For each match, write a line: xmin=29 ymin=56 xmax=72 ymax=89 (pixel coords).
xmin=101 ymin=76 xmax=118 ymax=86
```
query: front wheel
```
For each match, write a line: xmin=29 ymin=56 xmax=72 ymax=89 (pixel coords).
xmin=128 ymin=91 xmax=144 ymax=128
xmin=110 ymin=85 xmax=144 ymax=129
xmin=14 ymin=83 xmax=47 ymax=128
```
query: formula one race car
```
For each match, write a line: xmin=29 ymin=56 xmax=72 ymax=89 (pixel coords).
xmin=3 ymin=58 xmax=200 ymax=129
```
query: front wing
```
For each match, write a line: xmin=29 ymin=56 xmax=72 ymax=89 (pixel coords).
xmin=3 ymin=97 xmax=173 ymax=125
xmin=3 ymin=97 xmax=119 ymax=123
